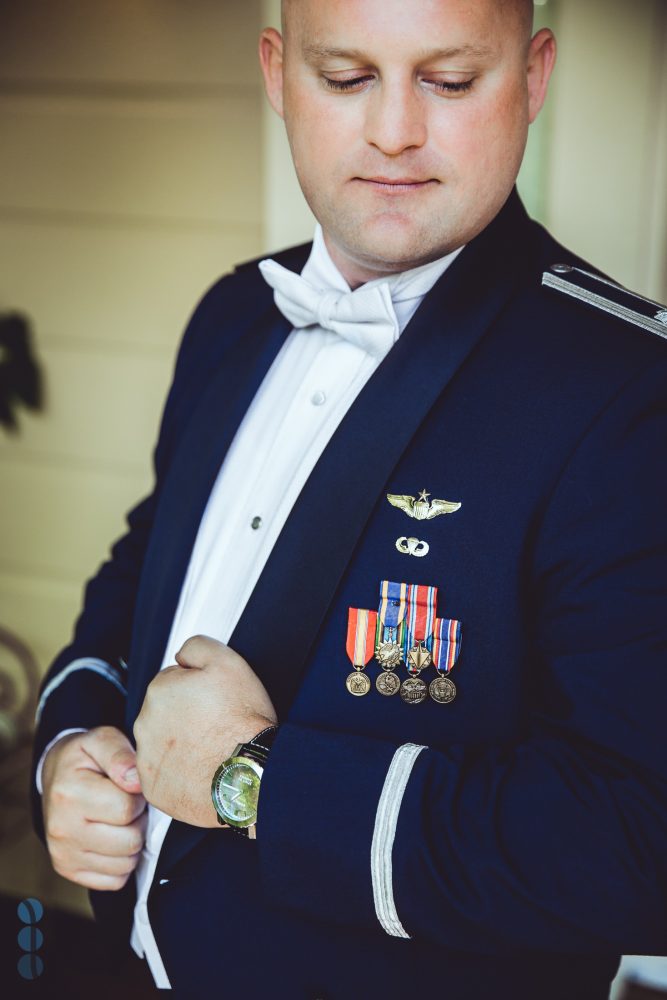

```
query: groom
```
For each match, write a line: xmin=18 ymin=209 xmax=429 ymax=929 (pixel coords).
xmin=34 ymin=1 xmax=667 ymax=996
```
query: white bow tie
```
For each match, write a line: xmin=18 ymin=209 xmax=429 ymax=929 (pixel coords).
xmin=258 ymin=258 xmax=400 ymax=357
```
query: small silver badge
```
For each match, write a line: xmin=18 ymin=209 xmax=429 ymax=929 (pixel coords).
xmin=395 ymin=536 xmax=430 ymax=558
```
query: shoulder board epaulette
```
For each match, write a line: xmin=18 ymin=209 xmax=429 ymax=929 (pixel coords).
xmin=542 ymin=263 xmax=667 ymax=342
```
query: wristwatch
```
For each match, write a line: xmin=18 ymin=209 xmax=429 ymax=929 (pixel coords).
xmin=210 ymin=726 xmax=278 ymax=839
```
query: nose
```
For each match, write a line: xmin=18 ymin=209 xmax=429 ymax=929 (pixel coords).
xmin=364 ymin=78 xmax=427 ymax=155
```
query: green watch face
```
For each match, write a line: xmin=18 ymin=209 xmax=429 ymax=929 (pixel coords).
xmin=212 ymin=757 xmax=262 ymax=828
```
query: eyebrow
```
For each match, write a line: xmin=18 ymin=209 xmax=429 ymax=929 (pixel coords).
xmin=302 ymin=43 xmax=496 ymax=63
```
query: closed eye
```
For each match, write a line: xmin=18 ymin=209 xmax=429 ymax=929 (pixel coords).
xmin=323 ymin=75 xmax=375 ymax=92
xmin=429 ymin=79 xmax=475 ymax=95
xmin=323 ymin=76 xmax=475 ymax=95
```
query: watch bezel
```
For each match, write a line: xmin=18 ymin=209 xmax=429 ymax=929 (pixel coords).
xmin=211 ymin=754 xmax=264 ymax=829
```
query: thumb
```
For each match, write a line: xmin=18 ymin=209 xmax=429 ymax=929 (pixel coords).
xmin=175 ymin=633 xmax=225 ymax=670
xmin=85 ymin=726 xmax=143 ymax=793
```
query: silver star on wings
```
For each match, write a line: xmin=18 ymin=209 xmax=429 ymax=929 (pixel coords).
xmin=387 ymin=490 xmax=462 ymax=521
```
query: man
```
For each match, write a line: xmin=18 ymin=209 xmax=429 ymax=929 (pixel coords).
xmin=32 ymin=1 xmax=667 ymax=997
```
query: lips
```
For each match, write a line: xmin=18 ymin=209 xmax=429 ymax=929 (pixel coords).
xmin=356 ymin=176 xmax=437 ymax=192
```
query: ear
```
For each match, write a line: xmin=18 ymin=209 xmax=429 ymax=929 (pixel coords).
xmin=526 ymin=28 xmax=557 ymax=124
xmin=259 ymin=27 xmax=285 ymax=119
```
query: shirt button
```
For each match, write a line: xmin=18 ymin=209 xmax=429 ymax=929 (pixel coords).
xmin=311 ymin=390 xmax=326 ymax=406
xmin=251 ymin=516 xmax=262 ymax=530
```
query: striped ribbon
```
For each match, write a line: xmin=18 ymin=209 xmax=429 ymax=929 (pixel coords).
xmin=432 ymin=618 xmax=462 ymax=674
xmin=405 ymin=583 xmax=438 ymax=647
xmin=376 ymin=580 xmax=408 ymax=648
xmin=346 ymin=608 xmax=378 ymax=667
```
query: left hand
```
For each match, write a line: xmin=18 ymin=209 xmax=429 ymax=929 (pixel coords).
xmin=133 ymin=635 xmax=277 ymax=827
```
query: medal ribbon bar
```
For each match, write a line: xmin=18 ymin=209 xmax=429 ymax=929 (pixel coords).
xmin=377 ymin=580 xmax=407 ymax=629
xmin=346 ymin=608 xmax=378 ymax=666
xmin=376 ymin=580 xmax=408 ymax=652
xmin=432 ymin=618 xmax=462 ymax=674
xmin=405 ymin=584 xmax=438 ymax=655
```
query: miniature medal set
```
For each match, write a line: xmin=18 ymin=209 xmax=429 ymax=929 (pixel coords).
xmin=346 ymin=580 xmax=462 ymax=705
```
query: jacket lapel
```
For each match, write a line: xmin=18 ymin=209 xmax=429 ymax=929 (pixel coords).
xmin=160 ymin=192 xmax=538 ymax=871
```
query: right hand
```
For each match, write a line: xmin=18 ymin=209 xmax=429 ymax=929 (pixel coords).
xmin=41 ymin=725 xmax=147 ymax=891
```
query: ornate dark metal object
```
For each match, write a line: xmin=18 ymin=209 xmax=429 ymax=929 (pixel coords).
xmin=0 ymin=627 xmax=41 ymax=845
xmin=0 ymin=312 xmax=43 ymax=432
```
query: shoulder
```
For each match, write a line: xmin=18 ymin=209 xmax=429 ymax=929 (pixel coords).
xmin=187 ymin=239 xmax=312 ymax=325
xmin=541 ymin=259 xmax=667 ymax=346
xmin=516 ymin=220 xmax=667 ymax=377
xmin=173 ymin=240 xmax=313 ymax=370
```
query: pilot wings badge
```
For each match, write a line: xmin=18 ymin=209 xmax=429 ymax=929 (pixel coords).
xmin=387 ymin=489 xmax=461 ymax=521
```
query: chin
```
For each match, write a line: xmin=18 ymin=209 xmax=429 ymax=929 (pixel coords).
xmin=345 ymin=230 xmax=453 ymax=274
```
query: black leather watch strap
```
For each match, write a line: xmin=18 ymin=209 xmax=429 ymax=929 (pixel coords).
xmin=238 ymin=725 xmax=279 ymax=766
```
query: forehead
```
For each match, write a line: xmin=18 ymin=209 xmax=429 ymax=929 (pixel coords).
xmin=283 ymin=0 xmax=527 ymax=48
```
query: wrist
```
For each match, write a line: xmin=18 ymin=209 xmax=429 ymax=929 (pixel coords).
xmin=211 ymin=726 xmax=279 ymax=837
xmin=40 ymin=730 xmax=85 ymax=793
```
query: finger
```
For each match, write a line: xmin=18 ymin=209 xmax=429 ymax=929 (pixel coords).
xmin=76 ymin=770 xmax=146 ymax=825
xmin=81 ymin=813 xmax=147 ymax=857
xmin=45 ymin=770 xmax=143 ymax=836
xmin=80 ymin=726 xmax=143 ymax=793
xmin=77 ymin=850 xmax=142 ymax=878
xmin=70 ymin=871 xmax=134 ymax=892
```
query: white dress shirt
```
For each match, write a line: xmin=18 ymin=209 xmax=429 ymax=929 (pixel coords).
xmin=42 ymin=225 xmax=463 ymax=988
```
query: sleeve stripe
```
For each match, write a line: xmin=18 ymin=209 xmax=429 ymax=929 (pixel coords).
xmin=35 ymin=658 xmax=127 ymax=724
xmin=371 ymin=742 xmax=427 ymax=939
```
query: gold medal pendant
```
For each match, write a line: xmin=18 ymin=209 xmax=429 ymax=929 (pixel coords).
xmin=376 ymin=670 xmax=401 ymax=697
xmin=346 ymin=608 xmax=377 ymax=697
xmin=429 ymin=675 xmax=457 ymax=704
xmin=346 ymin=670 xmax=371 ymax=696
xmin=400 ymin=675 xmax=428 ymax=705
xmin=375 ymin=639 xmax=403 ymax=669
xmin=406 ymin=640 xmax=432 ymax=673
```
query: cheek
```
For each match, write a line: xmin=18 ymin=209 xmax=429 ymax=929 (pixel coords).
xmin=436 ymin=91 xmax=526 ymax=176
xmin=285 ymin=85 xmax=356 ymax=171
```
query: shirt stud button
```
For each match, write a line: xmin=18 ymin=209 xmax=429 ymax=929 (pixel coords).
xmin=251 ymin=516 xmax=262 ymax=530
xmin=311 ymin=390 xmax=326 ymax=406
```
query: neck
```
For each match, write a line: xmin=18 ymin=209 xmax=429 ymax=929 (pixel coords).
xmin=322 ymin=232 xmax=415 ymax=289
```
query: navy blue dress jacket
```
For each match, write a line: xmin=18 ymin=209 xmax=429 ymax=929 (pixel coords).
xmin=31 ymin=192 xmax=667 ymax=999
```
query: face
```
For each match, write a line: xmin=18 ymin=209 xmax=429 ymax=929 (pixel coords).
xmin=260 ymin=0 xmax=556 ymax=286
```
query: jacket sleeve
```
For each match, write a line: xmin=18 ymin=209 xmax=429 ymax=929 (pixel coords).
xmin=30 ymin=275 xmax=232 ymax=840
xmin=257 ymin=356 xmax=667 ymax=955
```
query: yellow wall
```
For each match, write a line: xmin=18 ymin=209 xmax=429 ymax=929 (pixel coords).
xmin=546 ymin=0 xmax=667 ymax=300
xmin=0 ymin=0 xmax=264 ymax=677
xmin=0 ymin=0 xmax=263 ymax=911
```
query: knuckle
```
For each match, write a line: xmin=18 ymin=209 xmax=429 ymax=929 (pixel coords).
xmin=129 ymin=832 xmax=145 ymax=854
xmin=118 ymin=797 xmax=135 ymax=825
xmin=45 ymin=823 xmax=65 ymax=845
xmin=122 ymin=857 xmax=139 ymax=876
xmin=87 ymin=725 xmax=115 ymax=745
xmin=52 ymin=857 xmax=73 ymax=881
xmin=50 ymin=780 xmax=72 ymax=808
